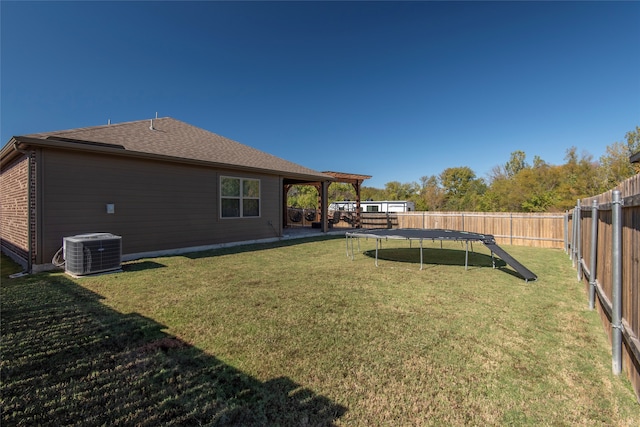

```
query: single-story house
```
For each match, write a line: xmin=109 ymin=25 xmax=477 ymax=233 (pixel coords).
xmin=0 ymin=117 xmax=340 ymax=272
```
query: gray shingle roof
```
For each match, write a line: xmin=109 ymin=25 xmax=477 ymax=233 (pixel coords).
xmin=24 ymin=117 xmax=330 ymax=180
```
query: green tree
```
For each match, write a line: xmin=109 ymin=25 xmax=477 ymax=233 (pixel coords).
xmin=419 ymin=175 xmax=445 ymax=211
xmin=287 ymin=185 xmax=318 ymax=209
xmin=384 ymin=181 xmax=419 ymax=201
xmin=483 ymin=155 xmax=563 ymax=212
xmin=361 ymin=186 xmax=386 ymax=201
xmin=440 ymin=167 xmax=486 ymax=211
xmin=625 ymin=126 xmax=640 ymax=174
xmin=598 ymin=141 xmax=637 ymax=189
xmin=532 ymin=155 xmax=546 ymax=169
xmin=481 ymin=175 xmax=520 ymax=212
xmin=505 ymin=150 xmax=528 ymax=178
xmin=626 ymin=126 xmax=640 ymax=154
xmin=328 ymin=182 xmax=356 ymax=202
xmin=556 ymin=147 xmax=600 ymax=209
xmin=516 ymin=164 xmax=562 ymax=212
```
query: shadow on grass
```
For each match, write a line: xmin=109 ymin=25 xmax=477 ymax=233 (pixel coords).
xmin=183 ymin=235 xmax=343 ymax=260
xmin=0 ymin=264 xmax=346 ymax=426
xmin=363 ymin=247 xmax=507 ymax=269
xmin=122 ymin=260 xmax=167 ymax=272
xmin=362 ymin=247 xmax=535 ymax=281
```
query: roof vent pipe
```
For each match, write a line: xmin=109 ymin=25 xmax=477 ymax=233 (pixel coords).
xmin=149 ymin=119 xmax=155 ymax=131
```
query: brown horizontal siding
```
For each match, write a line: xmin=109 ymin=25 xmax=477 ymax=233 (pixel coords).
xmin=39 ymin=150 xmax=282 ymax=263
xmin=214 ymin=171 xmax=281 ymax=242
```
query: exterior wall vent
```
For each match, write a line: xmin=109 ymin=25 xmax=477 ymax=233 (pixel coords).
xmin=63 ymin=233 xmax=122 ymax=276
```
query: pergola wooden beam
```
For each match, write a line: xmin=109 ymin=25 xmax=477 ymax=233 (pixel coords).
xmin=283 ymin=179 xmax=334 ymax=232
xmin=322 ymin=171 xmax=372 ymax=229
xmin=283 ymin=171 xmax=371 ymax=232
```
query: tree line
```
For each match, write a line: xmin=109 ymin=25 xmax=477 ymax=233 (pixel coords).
xmin=288 ymin=126 xmax=640 ymax=213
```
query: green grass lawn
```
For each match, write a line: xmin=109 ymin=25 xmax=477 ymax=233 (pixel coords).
xmin=2 ymin=236 xmax=639 ymax=426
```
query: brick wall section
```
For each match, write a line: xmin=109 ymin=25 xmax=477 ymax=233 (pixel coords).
xmin=29 ymin=150 xmax=37 ymax=266
xmin=0 ymin=154 xmax=30 ymax=261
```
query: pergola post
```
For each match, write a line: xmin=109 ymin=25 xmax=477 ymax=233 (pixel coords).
xmin=351 ymin=181 xmax=362 ymax=228
xmin=322 ymin=171 xmax=371 ymax=229
xmin=283 ymin=183 xmax=292 ymax=228
xmin=321 ymin=181 xmax=329 ymax=232
xmin=284 ymin=172 xmax=370 ymax=233
xmin=314 ymin=183 xmax=323 ymax=222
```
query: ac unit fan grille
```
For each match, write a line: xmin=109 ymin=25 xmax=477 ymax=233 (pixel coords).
xmin=64 ymin=233 xmax=122 ymax=276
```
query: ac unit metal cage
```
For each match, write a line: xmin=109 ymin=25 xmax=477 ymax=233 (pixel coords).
xmin=63 ymin=233 xmax=122 ymax=276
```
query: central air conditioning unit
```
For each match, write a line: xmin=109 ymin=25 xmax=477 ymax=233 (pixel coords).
xmin=63 ymin=233 xmax=122 ymax=276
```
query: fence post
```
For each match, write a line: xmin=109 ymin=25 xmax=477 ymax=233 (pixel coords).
xmin=588 ymin=200 xmax=598 ymax=310
xmin=571 ymin=205 xmax=577 ymax=265
xmin=564 ymin=211 xmax=569 ymax=254
xmin=578 ymin=199 xmax=584 ymax=281
xmin=612 ymin=190 xmax=623 ymax=375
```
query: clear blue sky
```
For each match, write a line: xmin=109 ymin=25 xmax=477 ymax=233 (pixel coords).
xmin=2 ymin=1 xmax=639 ymax=188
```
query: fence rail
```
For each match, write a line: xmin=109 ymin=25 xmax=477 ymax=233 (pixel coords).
xmin=287 ymin=209 xmax=567 ymax=249
xmin=569 ymin=173 xmax=640 ymax=403
xmin=286 ymin=209 xmax=567 ymax=248
xmin=394 ymin=211 xmax=566 ymax=248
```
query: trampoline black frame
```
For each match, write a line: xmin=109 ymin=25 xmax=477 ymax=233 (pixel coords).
xmin=345 ymin=228 xmax=497 ymax=271
xmin=345 ymin=228 xmax=538 ymax=282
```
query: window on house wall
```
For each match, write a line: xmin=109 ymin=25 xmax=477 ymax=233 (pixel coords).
xmin=221 ymin=176 xmax=260 ymax=218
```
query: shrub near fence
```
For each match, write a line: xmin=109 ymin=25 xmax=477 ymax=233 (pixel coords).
xmin=569 ymin=173 xmax=640 ymax=403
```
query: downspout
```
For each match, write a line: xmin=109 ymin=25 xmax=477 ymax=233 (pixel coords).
xmin=13 ymin=141 xmax=33 ymax=273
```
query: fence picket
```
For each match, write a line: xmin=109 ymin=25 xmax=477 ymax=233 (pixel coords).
xmin=573 ymin=173 xmax=640 ymax=402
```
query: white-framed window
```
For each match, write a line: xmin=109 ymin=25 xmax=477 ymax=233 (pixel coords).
xmin=220 ymin=176 xmax=260 ymax=218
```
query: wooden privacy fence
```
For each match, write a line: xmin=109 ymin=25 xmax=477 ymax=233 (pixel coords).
xmin=391 ymin=211 xmax=565 ymax=249
xmin=288 ymin=209 xmax=566 ymax=249
xmin=568 ymin=173 xmax=640 ymax=403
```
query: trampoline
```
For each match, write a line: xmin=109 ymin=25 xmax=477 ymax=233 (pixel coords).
xmin=345 ymin=228 xmax=537 ymax=282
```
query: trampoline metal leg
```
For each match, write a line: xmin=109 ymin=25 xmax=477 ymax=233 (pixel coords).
xmin=350 ymin=236 xmax=355 ymax=260
xmin=346 ymin=234 xmax=350 ymax=258
xmin=345 ymin=234 xmax=357 ymax=260
xmin=465 ymin=241 xmax=469 ymax=270
xmin=375 ymin=239 xmax=379 ymax=267
xmin=420 ymin=239 xmax=423 ymax=270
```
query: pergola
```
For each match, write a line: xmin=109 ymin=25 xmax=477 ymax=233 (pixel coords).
xmin=283 ymin=171 xmax=372 ymax=232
